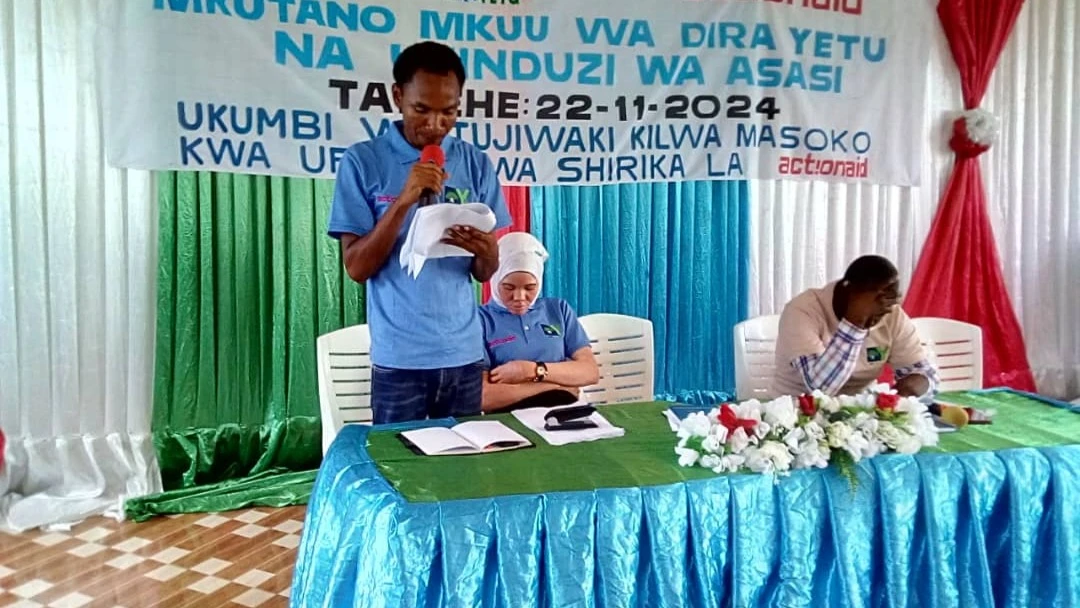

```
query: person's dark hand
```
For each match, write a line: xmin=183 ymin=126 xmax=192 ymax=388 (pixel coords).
xmin=844 ymin=289 xmax=881 ymax=328
xmin=895 ymin=374 xmax=930 ymax=398
xmin=396 ymin=163 xmax=448 ymax=209
xmin=441 ymin=225 xmax=497 ymax=259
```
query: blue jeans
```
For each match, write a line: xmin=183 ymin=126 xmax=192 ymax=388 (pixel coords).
xmin=371 ymin=362 xmax=484 ymax=424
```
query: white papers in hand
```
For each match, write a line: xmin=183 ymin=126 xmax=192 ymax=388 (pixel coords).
xmin=511 ymin=405 xmax=625 ymax=447
xmin=399 ymin=203 xmax=496 ymax=278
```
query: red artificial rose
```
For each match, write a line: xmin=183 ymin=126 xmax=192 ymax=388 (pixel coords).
xmin=876 ymin=392 xmax=901 ymax=411
xmin=798 ymin=394 xmax=817 ymax=416
xmin=719 ymin=404 xmax=757 ymax=434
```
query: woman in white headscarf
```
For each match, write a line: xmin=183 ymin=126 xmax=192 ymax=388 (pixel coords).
xmin=479 ymin=233 xmax=599 ymax=412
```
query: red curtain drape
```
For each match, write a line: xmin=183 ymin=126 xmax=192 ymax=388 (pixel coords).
xmin=904 ymin=0 xmax=1035 ymax=390
xmin=480 ymin=186 xmax=531 ymax=303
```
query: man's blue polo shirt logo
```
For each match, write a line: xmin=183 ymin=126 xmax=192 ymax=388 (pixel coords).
xmin=446 ymin=187 xmax=470 ymax=204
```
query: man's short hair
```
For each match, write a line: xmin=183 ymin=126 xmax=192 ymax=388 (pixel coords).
xmin=393 ymin=41 xmax=467 ymax=88
xmin=843 ymin=255 xmax=898 ymax=289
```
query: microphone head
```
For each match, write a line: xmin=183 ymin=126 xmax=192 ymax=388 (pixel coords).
xmin=420 ymin=144 xmax=445 ymax=167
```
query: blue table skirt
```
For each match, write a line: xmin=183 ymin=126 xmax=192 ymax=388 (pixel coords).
xmin=291 ymin=423 xmax=1080 ymax=608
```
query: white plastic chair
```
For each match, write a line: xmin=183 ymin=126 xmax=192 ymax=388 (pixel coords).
xmin=911 ymin=317 xmax=984 ymax=391
xmin=316 ymin=324 xmax=374 ymax=454
xmin=733 ymin=315 xmax=781 ymax=401
xmin=577 ymin=314 xmax=655 ymax=405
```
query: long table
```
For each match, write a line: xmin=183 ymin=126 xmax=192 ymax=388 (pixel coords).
xmin=290 ymin=390 xmax=1080 ymax=607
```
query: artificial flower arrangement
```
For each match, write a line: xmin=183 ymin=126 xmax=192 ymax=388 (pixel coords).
xmin=673 ymin=384 xmax=939 ymax=486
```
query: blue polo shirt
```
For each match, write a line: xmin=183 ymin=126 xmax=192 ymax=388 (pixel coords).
xmin=479 ymin=298 xmax=592 ymax=368
xmin=328 ymin=122 xmax=511 ymax=369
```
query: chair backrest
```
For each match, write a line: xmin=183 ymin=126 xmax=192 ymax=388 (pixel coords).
xmin=733 ymin=315 xmax=781 ymax=401
xmin=911 ymin=317 xmax=983 ymax=391
xmin=577 ymin=314 xmax=655 ymax=405
xmin=316 ymin=325 xmax=374 ymax=454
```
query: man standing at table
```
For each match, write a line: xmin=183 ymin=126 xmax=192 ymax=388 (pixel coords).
xmin=328 ymin=41 xmax=511 ymax=423
xmin=773 ymin=255 xmax=939 ymax=399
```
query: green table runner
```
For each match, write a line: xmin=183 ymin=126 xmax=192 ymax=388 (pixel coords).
xmin=366 ymin=391 xmax=1080 ymax=503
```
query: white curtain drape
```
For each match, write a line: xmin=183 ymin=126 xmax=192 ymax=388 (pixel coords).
xmin=984 ymin=0 xmax=1080 ymax=398
xmin=748 ymin=0 xmax=1080 ymax=400
xmin=0 ymin=0 xmax=161 ymax=531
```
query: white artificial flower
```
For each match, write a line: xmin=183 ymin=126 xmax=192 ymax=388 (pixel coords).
xmin=893 ymin=398 xmax=938 ymax=448
xmin=710 ymin=423 xmax=730 ymax=444
xmin=960 ymin=107 xmax=1000 ymax=147
xmin=734 ymin=399 xmax=763 ymax=419
xmin=783 ymin=427 xmax=806 ymax=452
xmin=858 ymin=429 xmax=884 ymax=459
xmin=712 ymin=454 xmax=746 ymax=474
xmin=728 ymin=427 xmax=752 ymax=454
xmin=847 ymin=392 xmax=877 ymax=410
xmin=793 ymin=441 xmax=831 ymax=469
xmin=702 ymin=434 xmax=723 ymax=454
xmin=763 ymin=396 xmax=799 ymax=430
xmin=700 ymin=454 xmax=723 ymax=470
xmin=875 ymin=420 xmax=905 ymax=450
xmin=826 ymin=421 xmax=854 ymax=448
xmin=677 ymin=412 xmax=712 ymax=440
xmin=867 ymin=382 xmax=893 ymax=395
xmin=754 ymin=420 xmax=772 ymax=440
xmin=675 ymin=446 xmax=701 ymax=467
xmin=842 ymin=429 xmax=872 ymax=461
xmin=895 ymin=434 xmax=923 ymax=454
xmin=852 ymin=412 xmax=878 ymax=434
xmin=911 ymin=413 xmax=940 ymax=447
xmin=743 ymin=441 xmax=795 ymax=474
xmin=818 ymin=393 xmax=842 ymax=414
xmin=803 ymin=420 xmax=826 ymax=441
xmin=783 ymin=427 xmax=831 ymax=470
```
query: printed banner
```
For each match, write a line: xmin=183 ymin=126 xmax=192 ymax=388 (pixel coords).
xmin=97 ymin=0 xmax=935 ymax=186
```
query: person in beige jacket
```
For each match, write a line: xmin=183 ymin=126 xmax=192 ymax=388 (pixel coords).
xmin=773 ymin=255 xmax=939 ymax=399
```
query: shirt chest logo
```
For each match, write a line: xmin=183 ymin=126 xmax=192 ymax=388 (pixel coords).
xmin=445 ymin=187 xmax=470 ymax=204
xmin=540 ymin=324 xmax=561 ymax=337
xmin=866 ymin=346 xmax=888 ymax=362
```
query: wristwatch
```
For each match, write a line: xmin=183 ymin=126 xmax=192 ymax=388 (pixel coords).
xmin=533 ymin=362 xmax=548 ymax=383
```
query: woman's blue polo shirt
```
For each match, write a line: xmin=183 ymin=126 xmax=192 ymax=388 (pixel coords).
xmin=479 ymin=298 xmax=592 ymax=368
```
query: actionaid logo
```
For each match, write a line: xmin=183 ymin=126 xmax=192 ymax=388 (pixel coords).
xmin=758 ymin=0 xmax=864 ymax=17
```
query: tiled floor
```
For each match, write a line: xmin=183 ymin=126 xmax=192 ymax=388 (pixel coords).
xmin=0 ymin=507 xmax=306 ymax=608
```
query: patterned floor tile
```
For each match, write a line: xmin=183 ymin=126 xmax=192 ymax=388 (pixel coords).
xmin=232 ymin=587 xmax=275 ymax=607
xmin=0 ymin=507 xmax=306 ymax=608
xmin=234 ymin=512 xmax=268 ymax=525
xmin=11 ymin=579 xmax=53 ymax=599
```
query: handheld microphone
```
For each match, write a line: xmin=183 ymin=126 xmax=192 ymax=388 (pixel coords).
xmin=418 ymin=145 xmax=445 ymax=206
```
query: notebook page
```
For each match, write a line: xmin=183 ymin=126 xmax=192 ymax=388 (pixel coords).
xmin=452 ymin=421 xmax=529 ymax=451
xmin=400 ymin=427 xmax=478 ymax=455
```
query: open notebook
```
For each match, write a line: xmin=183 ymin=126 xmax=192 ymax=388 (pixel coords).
xmin=399 ymin=421 xmax=532 ymax=456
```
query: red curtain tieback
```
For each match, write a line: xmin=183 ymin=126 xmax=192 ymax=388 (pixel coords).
xmin=949 ymin=116 xmax=991 ymax=158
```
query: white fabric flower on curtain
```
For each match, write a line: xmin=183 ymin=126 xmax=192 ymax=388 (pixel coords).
xmin=960 ymin=108 xmax=1001 ymax=147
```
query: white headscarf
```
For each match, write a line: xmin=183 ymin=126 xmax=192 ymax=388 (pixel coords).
xmin=490 ymin=233 xmax=549 ymax=310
